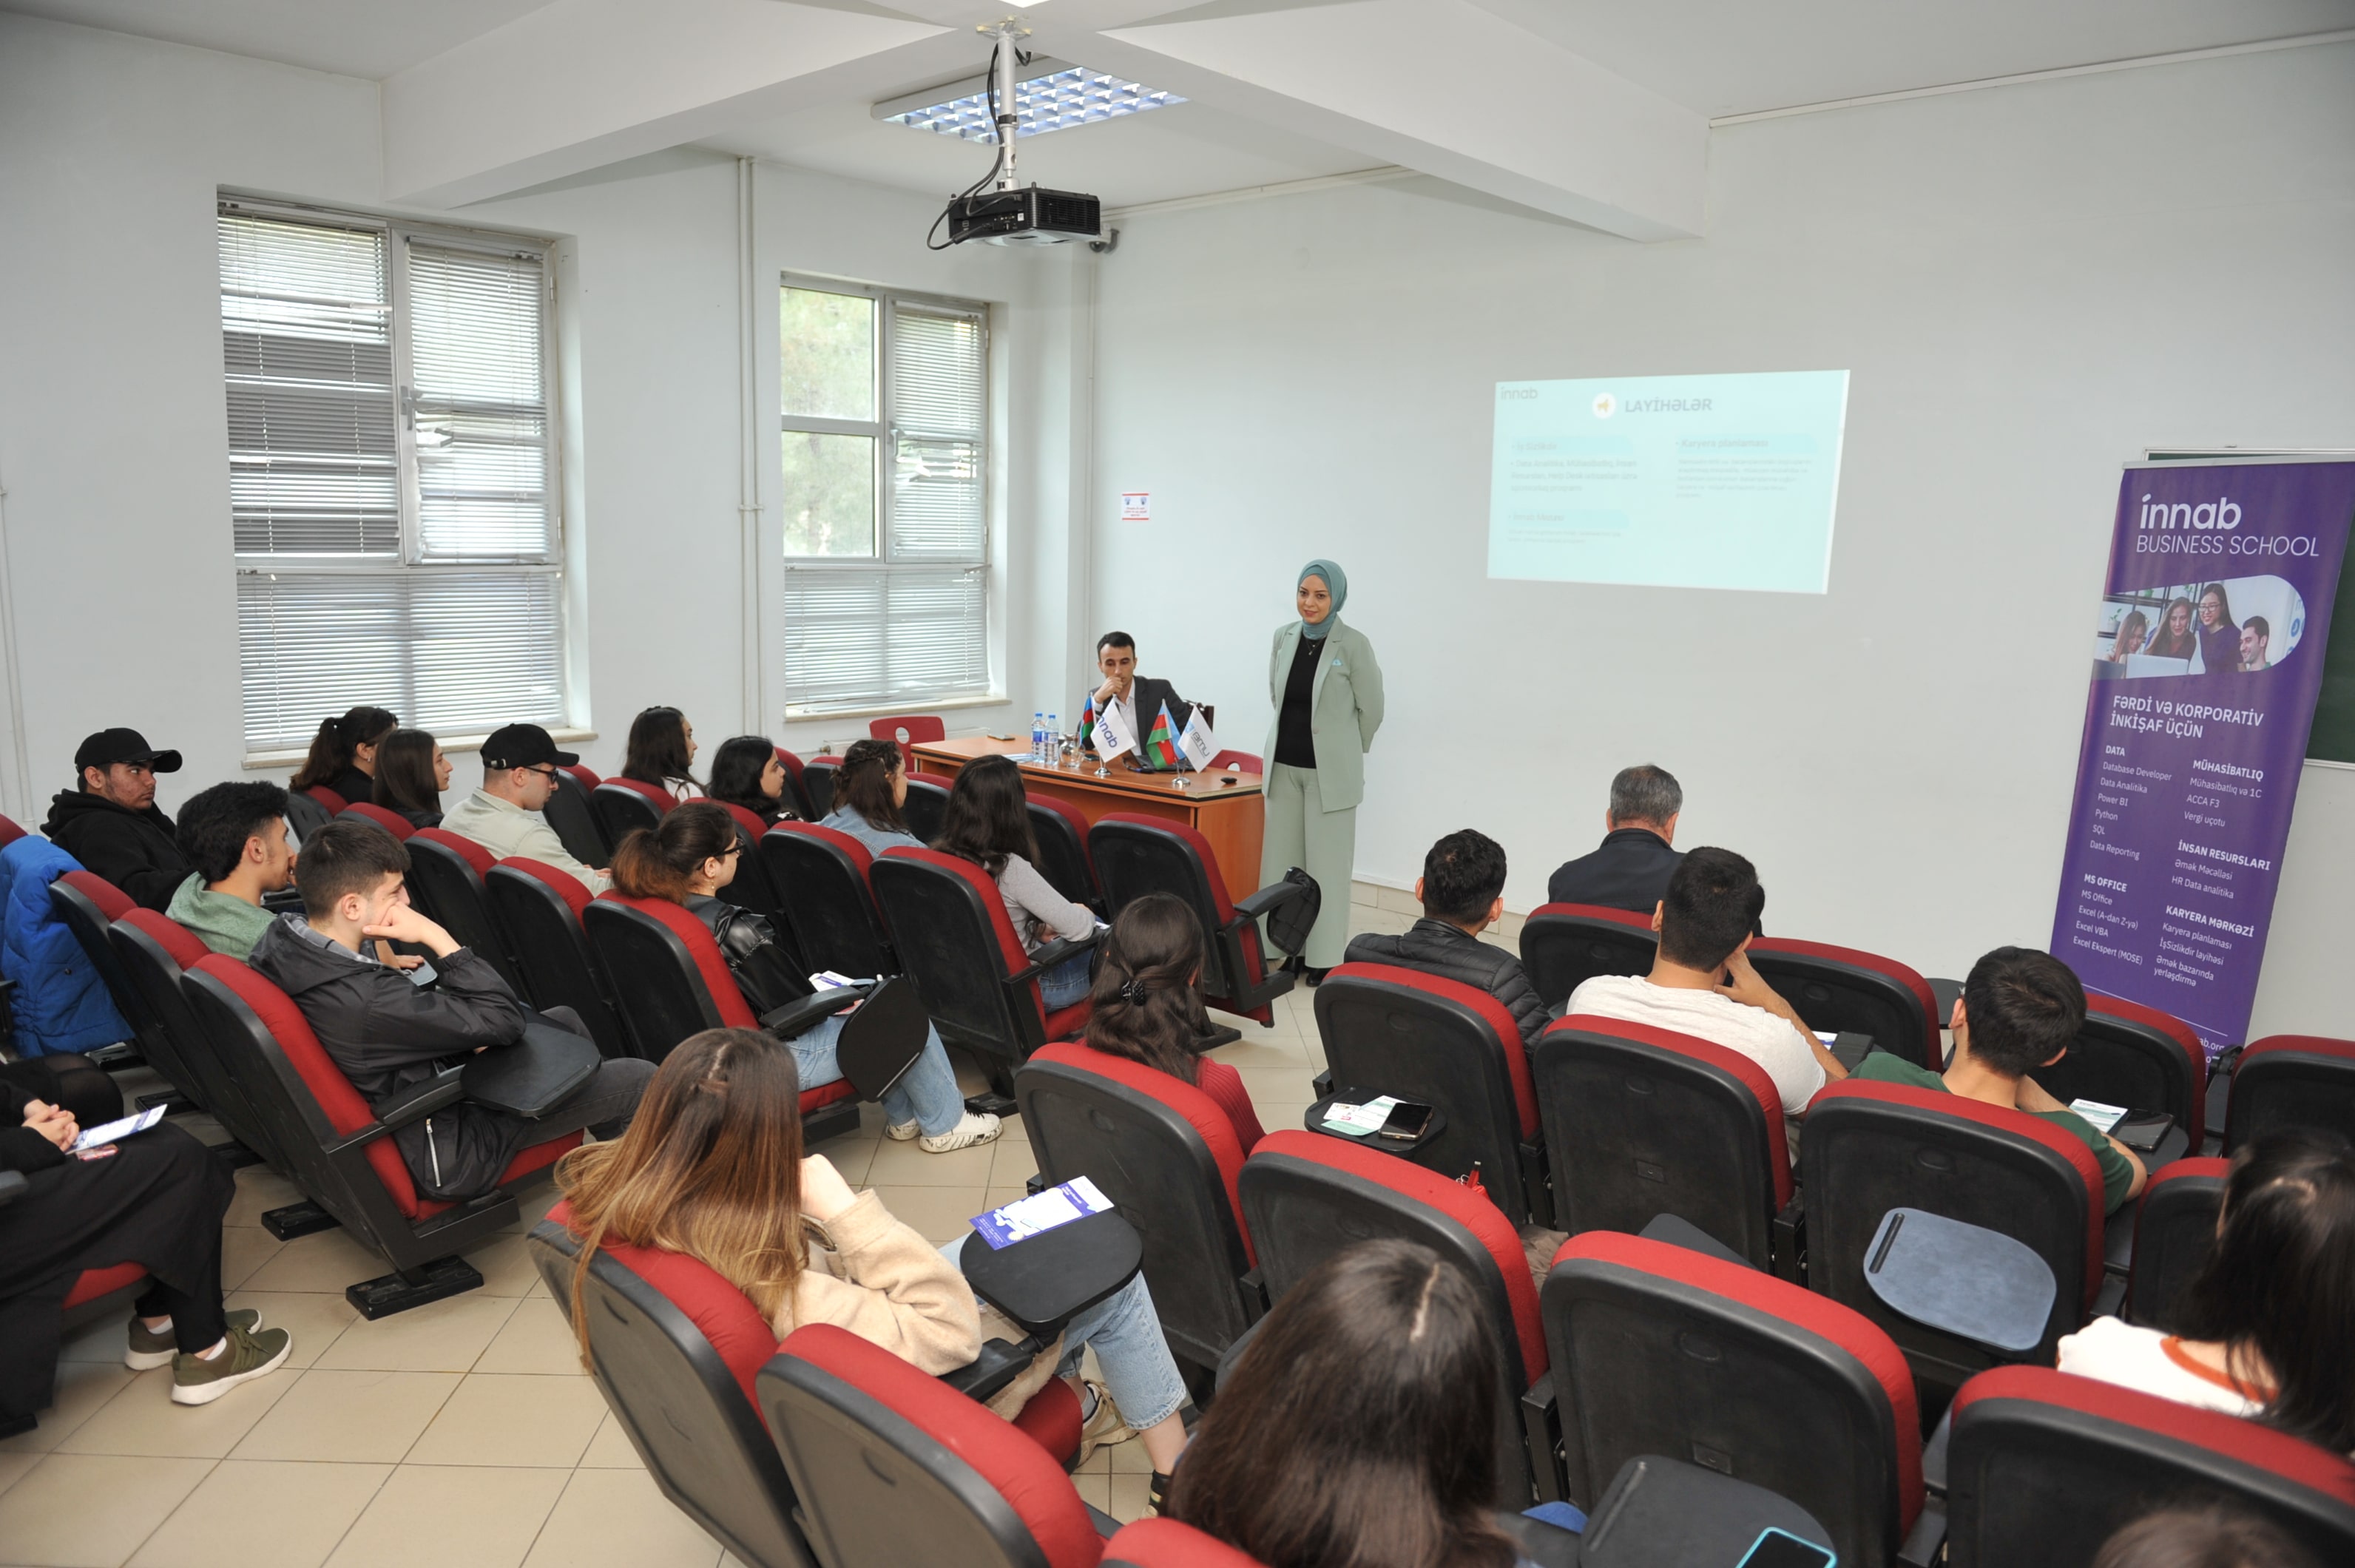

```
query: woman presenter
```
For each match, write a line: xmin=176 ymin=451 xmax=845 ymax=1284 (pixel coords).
xmin=1260 ymin=560 xmax=1383 ymax=985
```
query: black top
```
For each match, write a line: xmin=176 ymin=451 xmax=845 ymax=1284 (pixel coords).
xmin=41 ymin=789 xmax=192 ymax=912
xmin=1546 ymin=827 xmax=1684 ymax=915
xmin=1273 ymin=634 xmax=1324 ymax=768
xmin=326 ymin=767 xmax=376 ymax=808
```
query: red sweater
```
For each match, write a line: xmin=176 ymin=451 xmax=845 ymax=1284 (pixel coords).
xmin=1194 ymin=1058 xmax=1266 ymax=1156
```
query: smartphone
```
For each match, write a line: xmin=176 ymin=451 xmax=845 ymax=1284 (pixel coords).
xmin=1377 ymin=1101 xmax=1434 ymax=1140
xmin=1737 ymin=1527 xmax=1837 ymax=1568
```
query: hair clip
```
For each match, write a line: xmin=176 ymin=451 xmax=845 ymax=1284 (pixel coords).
xmin=1118 ymin=979 xmax=1150 ymax=1004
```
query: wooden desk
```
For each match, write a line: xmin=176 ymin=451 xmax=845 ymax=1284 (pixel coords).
xmin=910 ymin=737 xmax=1266 ymax=897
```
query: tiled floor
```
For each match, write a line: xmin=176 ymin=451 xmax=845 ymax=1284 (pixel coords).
xmin=0 ymin=896 xmax=1422 ymax=1568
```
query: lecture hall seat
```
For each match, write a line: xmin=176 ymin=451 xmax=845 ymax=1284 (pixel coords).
xmin=1087 ymin=813 xmax=1304 ymax=1027
xmin=1517 ymin=902 xmax=1658 ymax=1013
xmin=866 ymin=714 xmax=946 ymax=771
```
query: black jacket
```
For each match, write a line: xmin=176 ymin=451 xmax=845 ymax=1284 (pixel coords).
xmin=1343 ymin=917 xmax=1550 ymax=1054
xmin=0 ymin=1076 xmax=65 ymax=1177
xmin=685 ymin=896 xmax=822 ymax=1034
xmin=248 ymin=915 xmax=529 ymax=1199
xmin=41 ymin=789 xmax=194 ymax=912
xmin=1546 ymin=828 xmax=1682 ymax=916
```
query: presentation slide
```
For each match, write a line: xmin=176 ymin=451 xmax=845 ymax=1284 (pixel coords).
xmin=1488 ymin=369 xmax=1851 ymax=594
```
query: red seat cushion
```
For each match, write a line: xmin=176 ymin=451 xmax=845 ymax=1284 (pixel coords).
xmin=782 ymin=1322 xmax=1102 ymax=1568
xmin=118 ymin=908 xmax=210 ymax=970
xmin=1810 ymin=1078 xmax=2106 ymax=1308
xmin=63 ymin=1261 xmax=148 ymax=1311
xmin=1328 ymin=963 xmax=1538 ymax=1139
xmin=1549 ymin=1013 xmax=1794 ymax=1208
xmin=1952 ymin=1365 xmax=2355 ymax=1507
xmin=59 ymin=870 xmax=134 ymax=922
xmin=339 ymin=802 xmax=416 ymax=840
xmin=560 ymin=765 xmax=601 ymax=789
xmin=1558 ymin=1230 xmax=1924 ymax=1530
xmin=591 ymin=893 xmax=857 ymax=1118
xmin=2085 ymin=992 xmax=2209 ymax=1143
xmin=714 ymin=802 xmax=771 ymax=842
xmin=1253 ymin=1128 xmax=1542 ymax=1379
xmin=1101 ymin=1518 xmax=1269 ymax=1568
xmin=1530 ymin=901 xmax=1659 ymax=931
xmin=499 ymin=858 xmax=593 ymax=919
xmin=1009 ymin=1373 xmax=1081 ymax=1464
xmin=302 ymin=786 xmax=348 ymax=814
xmin=0 ymin=813 xmax=24 ymax=848
xmin=1032 ymin=1040 xmax=1253 ymax=1267
xmin=191 ymin=955 xmax=583 ymax=1221
xmin=1749 ymin=936 xmax=1941 ymax=1064
xmin=413 ymin=827 xmax=494 ymax=877
xmin=2240 ymin=1033 xmax=2355 ymax=1069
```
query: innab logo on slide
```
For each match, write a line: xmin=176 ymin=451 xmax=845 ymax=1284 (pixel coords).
xmin=2138 ymin=495 xmax=2242 ymax=530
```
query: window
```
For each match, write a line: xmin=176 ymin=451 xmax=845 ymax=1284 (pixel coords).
xmin=779 ymin=277 xmax=991 ymax=715
xmin=220 ymin=198 xmax=565 ymax=753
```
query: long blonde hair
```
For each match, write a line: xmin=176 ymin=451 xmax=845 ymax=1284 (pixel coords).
xmin=556 ymin=1028 xmax=808 ymax=1362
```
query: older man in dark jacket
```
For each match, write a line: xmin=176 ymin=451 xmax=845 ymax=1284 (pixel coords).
xmin=42 ymin=729 xmax=195 ymax=911
xmin=1343 ymin=828 xmax=1548 ymax=1053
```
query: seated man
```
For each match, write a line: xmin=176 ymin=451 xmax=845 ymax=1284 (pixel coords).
xmin=1344 ymin=828 xmax=1548 ymax=1052
xmin=439 ymin=723 xmax=609 ymax=893
xmin=166 ymin=781 xmax=294 ymax=959
xmin=1850 ymin=945 xmax=2147 ymax=1214
xmin=1547 ymin=763 xmax=1685 ymax=913
xmin=1565 ymin=847 xmax=1844 ymax=1140
xmin=42 ymin=729 xmax=195 ymax=911
xmin=1079 ymin=631 xmax=1197 ymax=753
xmin=248 ymin=821 xmax=651 ymax=1202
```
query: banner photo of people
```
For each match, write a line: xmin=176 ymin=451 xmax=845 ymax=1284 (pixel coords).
xmin=2053 ymin=458 xmax=2355 ymax=1058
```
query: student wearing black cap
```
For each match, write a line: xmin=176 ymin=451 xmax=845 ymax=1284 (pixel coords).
xmin=41 ymin=729 xmax=195 ymax=910
xmin=438 ymin=723 xmax=609 ymax=893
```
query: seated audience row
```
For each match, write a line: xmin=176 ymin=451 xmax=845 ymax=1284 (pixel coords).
xmin=291 ymin=705 xmax=398 ymax=808
xmin=440 ymin=724 xmax=609 ymax=891
xmin=820 ymin=737 xmax=925 ymax=854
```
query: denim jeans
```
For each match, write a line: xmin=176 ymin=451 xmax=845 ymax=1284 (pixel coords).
xmin=1038 ymin=950 xmax=1093 ymax=1011
xmin=788 ymin=1014 xmax=964 ymax=1137
xmin=941 ymin=1233 xmax=1188 ymax=1431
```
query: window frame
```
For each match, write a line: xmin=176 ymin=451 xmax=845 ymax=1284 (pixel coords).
xmin=220 ymin=194 xmax=570 ymax=760
xmin=778 ymin=271 xmax=995 ymax=718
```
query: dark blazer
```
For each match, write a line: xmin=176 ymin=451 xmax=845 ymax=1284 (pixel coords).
xmin=1547 ymin=827 xmax=1682 ymax=915
xmin=1343 ymin=918 xmax=1549 ymax=1054
xmin=1087 ymin=675 xmax=1195 ymax=740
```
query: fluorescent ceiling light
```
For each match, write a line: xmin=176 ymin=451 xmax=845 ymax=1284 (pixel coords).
xmin=874 ymin=59 xmax=1185 ymax=142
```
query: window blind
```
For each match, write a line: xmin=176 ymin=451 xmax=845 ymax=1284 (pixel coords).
xmin=223 ymin=203 xmax=565 ymax=753
xmin=781 ymin=285 xmax=991 ymax=714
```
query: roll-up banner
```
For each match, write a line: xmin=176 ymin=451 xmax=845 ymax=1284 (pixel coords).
xmin=2053 ymin=457 xmax=2355 ymax=1057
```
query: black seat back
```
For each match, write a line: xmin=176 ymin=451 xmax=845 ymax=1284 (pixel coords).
xmin=869 ymin=849 xmax=1048 ymax=1067
xmin=2226 ymin=1035 xmax=2355 ymax=1151
xmin=1533 ymin=1018 xmax=1791 ymax=1269
xmin=800 ymin=757 xmax=839 ymax=820
xmin=1519 ymin=904 xmax=1658 ymax=1011
xmin=2031 ymin=998 xmax=2207 ymax=1146
xmin=47 ymin=873 xmax=158 ymax=1074
xmin=591 ymin=783 xmax=666 ymax=850
xmin=544 ymin=771 xmax=611 ymax=868
xmin=1026 ymin=800 xmax=1099 ymax=910
xmin=1088 ymin=815 xmax=1241 ymax=999
xmin=581 ymin=899 xmax=724 ymax=1062
xmin=526 ymin=1221 xmax=814 ymax=1568
xmin=760 ymin=824 xmax=894 ymax=979
xmin=2123 ymin=1158 xmax=2226 ymax=1330
xmin=405 ymin=832 xmax=527 ymax=996
xmin=485 ymin=863 xmax=635 ymax=1059
xmin=899 ymin=776 xmax=951 ymax=845
xmin=1016 ymin=1044 xmax=1256 ymax=1373
xmin=1748 ymin=939 xmax=1941 ymax=1069
xmin=110 ymin=910 xmax=257 ymax=1143
xmin=1312 ymin=964 xmax=1542 ymax=1224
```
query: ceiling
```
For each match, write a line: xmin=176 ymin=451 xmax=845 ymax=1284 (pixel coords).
xmin=7 ymin=0 xmax=2349 ymax=212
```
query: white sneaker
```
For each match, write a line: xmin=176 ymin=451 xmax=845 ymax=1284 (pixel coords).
xmin=919 ymin=1111 xmax=1002 ymax=1153
xmin=885 ymin=1119 xmax=922 ymax=1141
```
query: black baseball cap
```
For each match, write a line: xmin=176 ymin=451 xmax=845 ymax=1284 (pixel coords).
xmin=75 ymin=729 xmax=182 ymax=774
xmin=480 ymin=723 xmax=578 ymax=771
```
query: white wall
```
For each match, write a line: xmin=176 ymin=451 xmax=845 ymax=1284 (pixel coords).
xmin=1086 ymin=41 xmax=2355 ymax=1038
xmin=0 ymin=13 xmax=1086 ymax=811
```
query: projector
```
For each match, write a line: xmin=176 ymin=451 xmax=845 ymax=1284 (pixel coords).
xmin=947 ymin=186 xmax=1101 ymax=246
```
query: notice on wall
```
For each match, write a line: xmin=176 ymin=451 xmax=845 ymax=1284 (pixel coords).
xmin=1487 ymin=370 xmax=1849 ymax=593
xmin=1121 ymin=492 xmax=1150 ymax=521
xmin=2051 ymin=459 xmax=2355 ymax=1055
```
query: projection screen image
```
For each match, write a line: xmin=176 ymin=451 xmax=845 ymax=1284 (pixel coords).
xmin=1488 ymin=369 xmax=1851 ymax=594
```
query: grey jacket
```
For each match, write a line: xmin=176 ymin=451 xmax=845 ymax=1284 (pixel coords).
xmin=1262 ymin=618 xmax=1383 ymax=809
xmin=1343 ymin=917 xmax=1549 ymax=1055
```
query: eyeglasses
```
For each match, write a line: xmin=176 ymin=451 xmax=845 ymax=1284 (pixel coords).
xmin=524 ymin=766 xmax=559 ymax=781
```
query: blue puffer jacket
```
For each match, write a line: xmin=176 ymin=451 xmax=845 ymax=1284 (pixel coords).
xmin=0 ymin=836 xmax=130 ymax=1056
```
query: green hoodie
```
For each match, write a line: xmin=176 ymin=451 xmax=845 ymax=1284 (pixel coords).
xmin=163 ymin=873 xmax=276 ymax=960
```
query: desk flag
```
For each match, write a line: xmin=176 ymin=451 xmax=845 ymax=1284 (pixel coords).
xmin=1092 ymin=692 xmax=1138 ymax=761
xmin=1146 ymin=702 xmax=1183 ymax=770
xmin=1078 ymin=690 xmax=1097 ymax=750
xmin=1178 ymin=706 xmax=1216 ymax=771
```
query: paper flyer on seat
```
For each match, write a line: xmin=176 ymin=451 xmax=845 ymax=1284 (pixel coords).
xmin=2050 ymin=459 xmax=2355 ymax=1056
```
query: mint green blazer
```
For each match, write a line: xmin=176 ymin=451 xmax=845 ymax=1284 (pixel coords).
xmin=1262 ymin=617 xmax=1385 ymax=811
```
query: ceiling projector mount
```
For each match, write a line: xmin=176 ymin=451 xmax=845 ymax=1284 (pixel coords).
xmin=925 ymin=19 xmax=1104 ymax=251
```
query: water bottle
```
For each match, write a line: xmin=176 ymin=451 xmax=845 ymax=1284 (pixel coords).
xmin=1030 ymin=712 xmax=1044 ymax=763
xmin=1046 ymin=714 xmax=1060 ymax=765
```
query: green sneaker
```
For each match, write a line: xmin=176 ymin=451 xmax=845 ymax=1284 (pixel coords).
xmin=126 ymin=1308 xmax=263 ymax=1371
xmin=170 ymin=1322 xmax=292 ymax=1405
